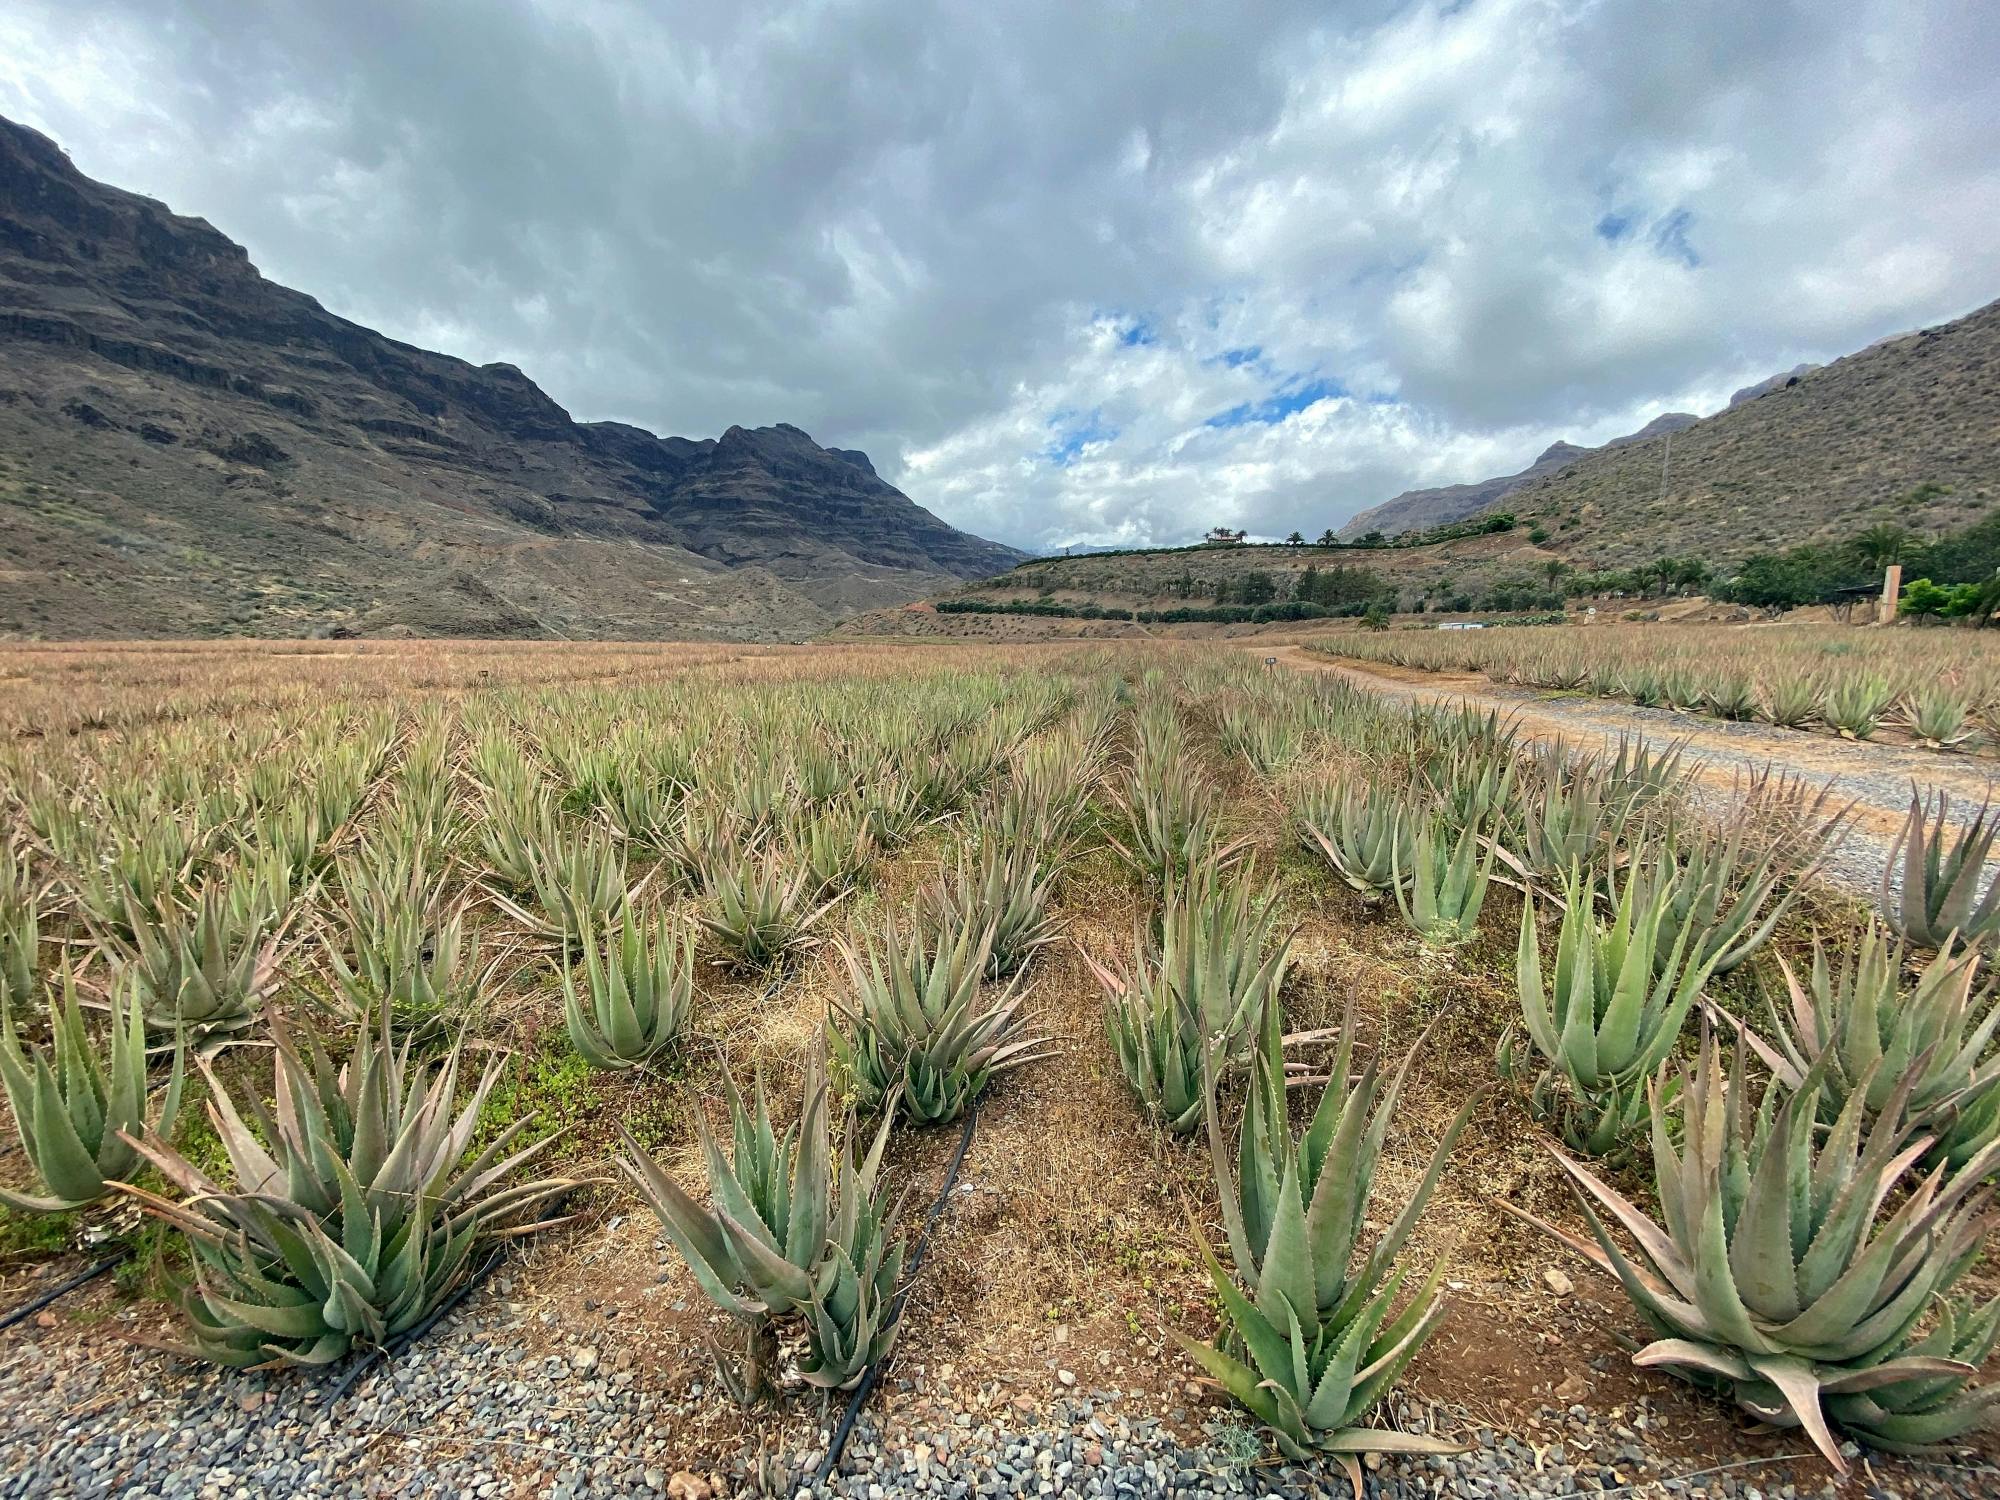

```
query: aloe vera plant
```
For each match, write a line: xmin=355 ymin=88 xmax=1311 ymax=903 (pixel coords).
xmin=1703 ymin=672 xmax=1758 ymax=722
xmin=0 ymin=972 xmax=184 ymax=1211
xmin=1881 ymin=791 xmax=2000 ymax=948
xmin=1091 ymin=872 xmax=1291 ymax=1132
xmin=698 ymin=842 xmax=830 ymax=972
xmin=475 ymin=780 xmax=557 ymax=894
xmin=1188 ymin=1000 xmax=1481 ymax=1473
xmin=785 ymin=795 xmax=876 ymax=898
xmin=1300 ymin=780 xmax=1410 ymax=900
xmin=118 ymin=1014 xmax=571 ymax=1367
xmin=1217 ymin=700 xmax=1300 ymax=775
xmin=490 ymin=820 xmax=632 ymax=942
xmin=328 ymin=900 xmax=482 ymax=1043
xmin=1825 ymin=673 xmax=1895 ymax=740
xmin=1504 ymin=764 xmax=1628 ymax=891
xmin=1423 ymin=744 xmax=1518 ymax=842
xmin=1761 ymin=924 xmax=2000 ymax=1167
xmin=563 ymin=908 xmax=695 ymax=1070
xmin=1763 ymin=673 xmax=1825 ymax=730
xmin=119 ymin=885 xmax=279 ymax=1039
xmin=1514 ymin=1022 xmax=2000 ymax=1472
xmin=922 ymin=840 xmax=1059 ymax=980
xmin=1500 ymin=871 xmax=1717 ymax=1155
xmin=831 ymin=915 xmax=1045 ymax=1123
xmin=615 ymin=1044 xmax=905 ymax=1395
xmin=328 ymin=849 xmax=478 ymax=1039
xmin=0 ymin=844 xmax=38 ymax=1018
xmin=1107 ymin=754 xmax=1249 ymax=884
xmin=1620 ymin=814 xmax=1825 ymax=977
xmin=1903 ymin=687 xmax=1978 ymax=751
xmin=1392 ymin=816 xmax=1493 ymax=946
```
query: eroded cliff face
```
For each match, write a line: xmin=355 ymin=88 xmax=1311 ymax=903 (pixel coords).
xmin=0 ymin=116 xmax=1022 ymax=639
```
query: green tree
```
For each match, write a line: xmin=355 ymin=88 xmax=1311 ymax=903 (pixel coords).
xmin=1285 ymin=531 xmax=1304 ymax=548
xmin=1236 ymin=570 xmax=1278 ymax=606
xmin=1317 ymin=528 xmax=1339 ymax=546
xmin=1854 ymin=522 xmax=1912 ymax=569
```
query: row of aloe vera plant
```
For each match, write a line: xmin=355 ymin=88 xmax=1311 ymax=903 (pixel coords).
xmin=608 ymin=687 xmax=1115 ymax=1398
xmin=1187 ymin=659 xmax=2000 ymax=1472
xmin=1304 ymin=624 xmax=2000 ymax=754
xmin=1085 ymin=678 xmax=1486 ymax=1479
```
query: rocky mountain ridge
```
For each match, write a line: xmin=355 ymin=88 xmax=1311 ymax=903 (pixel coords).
xmin=0 ymin=115 xmax=1021 ymax=639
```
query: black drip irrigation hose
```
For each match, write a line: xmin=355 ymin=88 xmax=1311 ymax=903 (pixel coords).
xmin=816 ymin=1103 xmax=980 ymax=1488
xmin=0 ymin=1249 xmax=128 ymax=1332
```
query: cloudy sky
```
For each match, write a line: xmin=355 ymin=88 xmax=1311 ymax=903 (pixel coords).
xmin=3 ymin=1 xmax=1997 ymax=550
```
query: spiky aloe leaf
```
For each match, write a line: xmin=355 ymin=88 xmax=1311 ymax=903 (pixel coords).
xmin=0 ymin=970 xmax=183 ymax=1212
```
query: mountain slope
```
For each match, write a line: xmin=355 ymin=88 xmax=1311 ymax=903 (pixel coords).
xmin=0 ymin=116 xmax=1021 ymax=639
xmin=1494 ymin=300 xmax=2000 ymax=569
xmin=1336 ymin=412 xmax=1697 ymax=540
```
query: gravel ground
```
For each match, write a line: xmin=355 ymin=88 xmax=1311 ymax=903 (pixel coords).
xmin=4 ymin=1271 xmax=1996 ymax=1500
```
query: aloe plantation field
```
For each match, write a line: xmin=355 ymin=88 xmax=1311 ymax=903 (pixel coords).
xmin=1 ymin=638 xmax=1999 ymax=1499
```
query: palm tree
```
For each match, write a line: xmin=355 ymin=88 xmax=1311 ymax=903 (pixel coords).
xmin=1285 ymin=531 xmax=1304 ymax=548
xmin=1317 ymin=528 xmax=1339 ymax=546
xmin=1854 ymin=522 xmax=1911 ymax=568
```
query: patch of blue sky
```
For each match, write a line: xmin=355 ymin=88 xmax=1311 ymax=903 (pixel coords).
xmin=1203 ymin=373 xmax=1346 ymax=428
xmin=1652 ymin=208 xmax=1700 ymax=267
xmin=1042 ymin=408 xmax=1116 ymax=466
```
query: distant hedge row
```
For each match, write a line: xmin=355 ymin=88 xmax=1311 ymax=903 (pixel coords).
xmin=934 ymin=597 xmax=1367 ymax=624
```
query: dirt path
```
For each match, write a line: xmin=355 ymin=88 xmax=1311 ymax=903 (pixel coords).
xmin=1255 ymin=644 xmax=2000 ymax=902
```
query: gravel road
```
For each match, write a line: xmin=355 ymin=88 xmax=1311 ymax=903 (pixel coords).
xmin=1265 ymin=647 xmax=2000 ymax=904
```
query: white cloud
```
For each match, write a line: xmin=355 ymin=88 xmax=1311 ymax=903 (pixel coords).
xmin=2 ymin=0 xmax=1996 ymax=549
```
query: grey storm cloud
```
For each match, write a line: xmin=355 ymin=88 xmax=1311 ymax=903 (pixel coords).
xmin=3 ymin=0 xmax=1997 ymax=551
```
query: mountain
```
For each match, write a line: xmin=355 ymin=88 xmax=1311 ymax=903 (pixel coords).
xmin=1492 ymin=300 xmax=2000 ymax=570
xmin=1336 ymin=412 xmax=1698 ymax=541
xmin=0 ymin=116 xmax=1022 ymax=640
